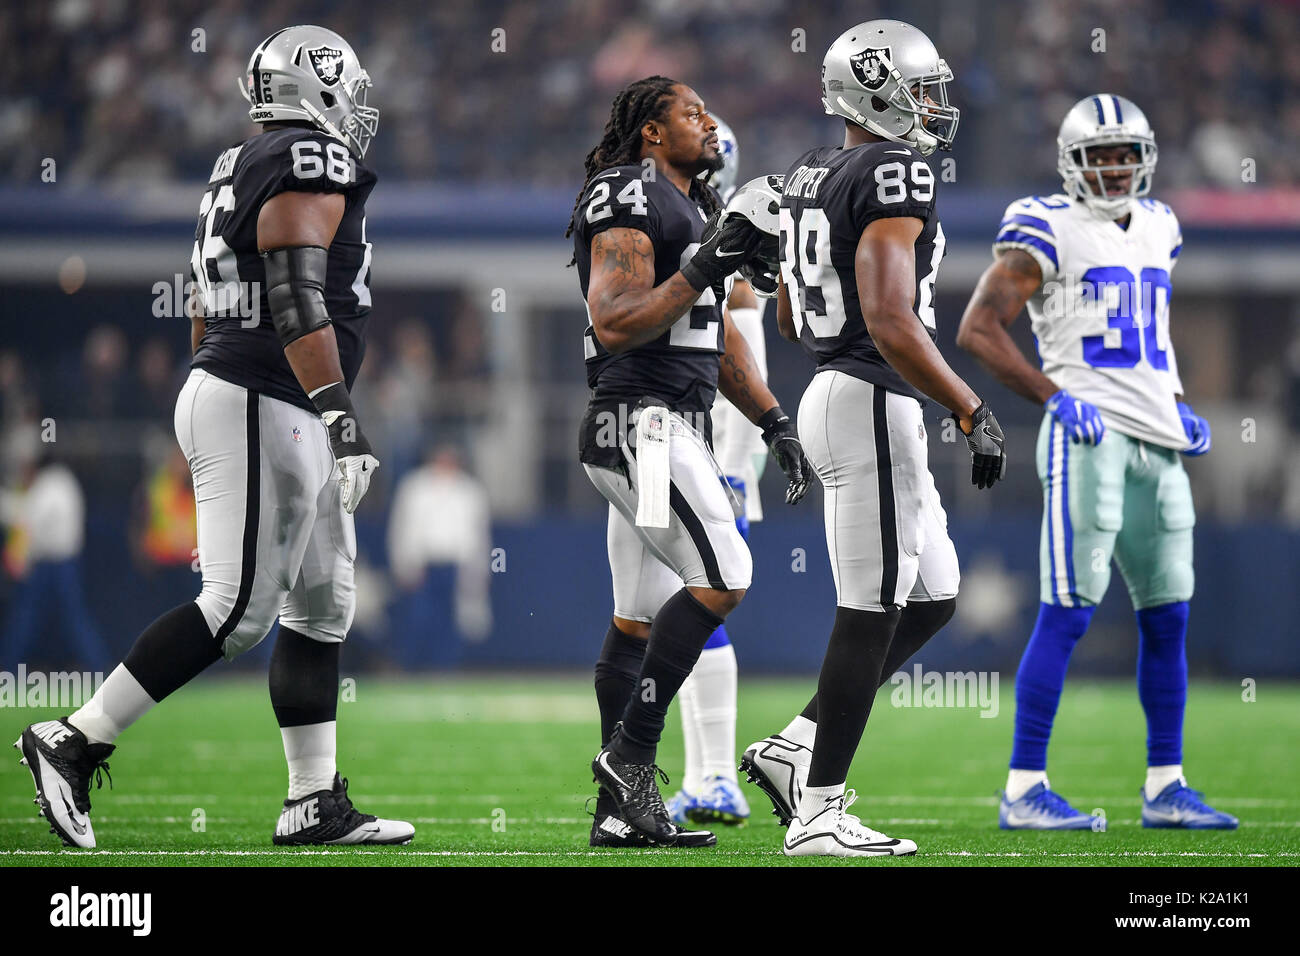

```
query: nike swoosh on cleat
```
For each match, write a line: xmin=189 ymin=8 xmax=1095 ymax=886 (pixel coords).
xmin=597 ymin=752 xmax=629 ymax=789
xmin=59 ymin=793 xmax=86 ymax=835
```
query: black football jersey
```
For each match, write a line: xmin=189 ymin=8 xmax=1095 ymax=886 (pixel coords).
xmin=779 ymin=141 xmax=945 ymax=402
xmin=573 ymin=165 xmax=724 ymax=416
xmin=189 ymin=126 xmax=377 ymax=413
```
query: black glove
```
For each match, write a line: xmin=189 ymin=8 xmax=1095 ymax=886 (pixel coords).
xmin=757 ymin=406 xmax=812 ymax=505
xmin=958 ymin=402 xmax=1007 ymax=490
xmin=681 ymin=210 xmax=771 ymax=297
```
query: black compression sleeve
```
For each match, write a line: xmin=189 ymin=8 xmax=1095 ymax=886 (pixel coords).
xmin=262 ymin=245 xmax=332 ymax=347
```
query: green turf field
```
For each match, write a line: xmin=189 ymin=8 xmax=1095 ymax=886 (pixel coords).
xmin=1 ymin=676 xmax=1296 ymax=866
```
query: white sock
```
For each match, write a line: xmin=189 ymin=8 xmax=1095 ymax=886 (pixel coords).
xmin=1005 ymin=769 xmax=1048 ymax=802
xmin=797 ymin=782 xmax=845 ymax=822
xmin=678 ymin=671 xmax=704 ymax=794
xmin=779 ymin=713 xmax=817 ymax=750
xmin=67 ymin=665 xmax=157 ymax=745
xmin=281 ymin=721 xmax=337 ymax=800
xmin=1145 ymin=764 xmax=1185 ymax=801
xmin=692 ymin=644 xmax=738 ymax=782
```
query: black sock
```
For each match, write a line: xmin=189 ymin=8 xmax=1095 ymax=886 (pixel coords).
xmin=797 ymin=598 xmax=956 ymax=724
xmin=611 ymin=588 xmax=724 ymax=764
xmin=269 ymin=627 xmax=341 ymax=727
xmin=881 ymin=597 xmax=956 ymax=679
xmin=593 ymin=621 xmax=647 ymax=747
xmin=806 ymin=605 xmax=900 ymax=788
xmin=122 ymin=602 xmax=221 ymax=703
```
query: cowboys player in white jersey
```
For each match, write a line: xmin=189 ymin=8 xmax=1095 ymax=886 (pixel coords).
xmin=742 ymin=20 xmax=1007 ymax=857
xmin=15 ymin=26 xmax=414 ymax=847
xmin=957 ymin=95 xmax=1236 ymax=829
xmin=666 ymin=116 xmax=761 ymax=828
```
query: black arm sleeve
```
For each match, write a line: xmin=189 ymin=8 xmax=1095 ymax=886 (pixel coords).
xmin=262 ymin=245 xmax=332 ymax=347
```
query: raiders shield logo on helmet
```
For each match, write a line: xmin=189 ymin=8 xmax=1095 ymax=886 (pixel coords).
xmin=308 ymin=46 xmax=345 ymax=87
xmin=849 ymin=46 xmax=891 ymax=91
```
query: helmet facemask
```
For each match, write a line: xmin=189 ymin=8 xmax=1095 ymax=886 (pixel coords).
xmin=887 ymin=58 xmax=959 ymax=155
xmin=1059 ymin=134 xmax=1156 ymax=218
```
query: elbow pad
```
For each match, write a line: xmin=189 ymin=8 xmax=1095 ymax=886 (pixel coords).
xmin=262 ymin=245 xmax=331 ymax=347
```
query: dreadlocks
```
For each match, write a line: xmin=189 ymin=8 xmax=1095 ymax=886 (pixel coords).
xmin=566 ymin=76 xmax=721 ymax=262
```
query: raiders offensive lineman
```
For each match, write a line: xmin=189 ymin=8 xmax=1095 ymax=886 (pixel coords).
xmin=957 ymin=95 xmax=1236 ymax=829
xmin=739 ymin=21 xmax=1007 ymax=857
xmin=15 ymin=26 xmax=413 ymax=847
xmin=567 ymin=76 xmax=810 ymax=847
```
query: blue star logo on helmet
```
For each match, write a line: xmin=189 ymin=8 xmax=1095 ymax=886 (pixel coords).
xmin=849 ymin=46 xmax=891 ymax=91
xmin=308 ymin=46 xmax=345 ymax=87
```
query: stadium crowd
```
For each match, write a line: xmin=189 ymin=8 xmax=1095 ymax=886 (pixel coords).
xmin=2 ymin=0 xmax=1298 ymax=188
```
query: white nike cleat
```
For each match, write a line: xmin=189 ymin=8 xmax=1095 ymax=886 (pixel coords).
xmin=739 ymin=734 xmax=811 ymax=826
xmin=783 ymin=789 xmax=917 ymax=857
xmin=15 ymin=718 xmax=115 ymax=849
xmin=272 ymin=774 xmax=414 ymax=845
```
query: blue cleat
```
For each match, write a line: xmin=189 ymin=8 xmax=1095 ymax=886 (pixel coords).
xmin=999 ymin=782 xmax=1099 ymax=830
xmin=1141 ymin=781 xmax=1238 ymax=829
xmin=687 ymin=775 xmax=750 ymax=826
xmin=665 ymin=789 xmax=697 ymax=826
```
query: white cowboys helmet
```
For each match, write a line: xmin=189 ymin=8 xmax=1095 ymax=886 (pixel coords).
xmin=722 ymin=174 xmax=784 ymax=298
xmin=821 ymin=20 xmax=959 ymax=156
xmin=702 ymin=115 xmax=740 ymax=202
xmin=240 ymin=25 xmax=379 ymax=158
xmin=1058 ymin=94 xmax=1157 ymax=219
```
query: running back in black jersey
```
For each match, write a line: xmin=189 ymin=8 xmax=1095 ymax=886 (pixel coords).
xmin=778 ymin=141 xmax=945 ymax=402
xmin=190 ymin=126 xmax=377 ymax=413
xmin=573 ymin=165 xmax=725 ymax=417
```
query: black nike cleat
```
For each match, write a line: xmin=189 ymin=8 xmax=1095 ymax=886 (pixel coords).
xmin=588 ymin=790 xmax=716 ymax=848
xmin=272 ymin=773 xmax=414 ymax=846
xmin=15 ymin=718 xmax=114 ymax=848
xmin=591 ymin=747 xmax=679 ymax=844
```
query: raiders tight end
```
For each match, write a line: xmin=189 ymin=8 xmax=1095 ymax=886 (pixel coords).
xmin=567 ymin=76 xmax=811 ymax=847
xmin=740 ymin=20 xmax=1007 ymax=858
xmin=15 ymin=26 xmax=412 ymax=848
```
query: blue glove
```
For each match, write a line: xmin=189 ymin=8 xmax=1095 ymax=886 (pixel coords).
xmin=1177 ymin=401 xmax=1211 ymax=456
xmin=1045 ymin=390 xmax=1106 ymax=445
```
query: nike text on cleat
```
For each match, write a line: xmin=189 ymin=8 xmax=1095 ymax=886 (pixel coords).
xmin=998 ymin=782 xmax=1099 ymax=830
xmin=739 ymin=734 xmax=811 ymax=827
xmin=782 ymin=790 xmax=916 ymax=858
xmin=16 ymin=719 xmax=114 ymax=849
xmin=1141 ymin=781 xmax=1238 ymax=830
xmin=272 ymin=774 xmax=414 ymax=845
xmin=588 ymin=790 xmax=716 ymax=848
xmin=591 ymin=749 xmax=678 ymax=844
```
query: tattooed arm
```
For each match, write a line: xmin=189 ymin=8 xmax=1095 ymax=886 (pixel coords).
xmin=956 ymin=248 xmax=1055 ymax=405
xmin=586 ymin=227 xmax=703 ymax=354
xmin=718 ymin=306 xmax=781 ymax=423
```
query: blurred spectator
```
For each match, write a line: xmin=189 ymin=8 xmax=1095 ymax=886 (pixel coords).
xmin=0 ymin=431 xmax=110 ymax=670
xmin=387 ymin=444 xmax=491 ymax=667
xmin=4 ymin=0 xmax=1299 ymax=189
xmin=130 ymin=444 xmax=196 ymax=573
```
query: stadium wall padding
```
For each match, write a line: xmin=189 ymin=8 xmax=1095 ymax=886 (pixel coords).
xmin=4 ymin=516 xmax=1295 ymax=678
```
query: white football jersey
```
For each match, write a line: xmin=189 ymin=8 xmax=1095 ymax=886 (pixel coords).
xmin=993 ymin=193 xmax=1187 ymax=450
xmin=711 ymin=297 xmax=768 ymax=521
